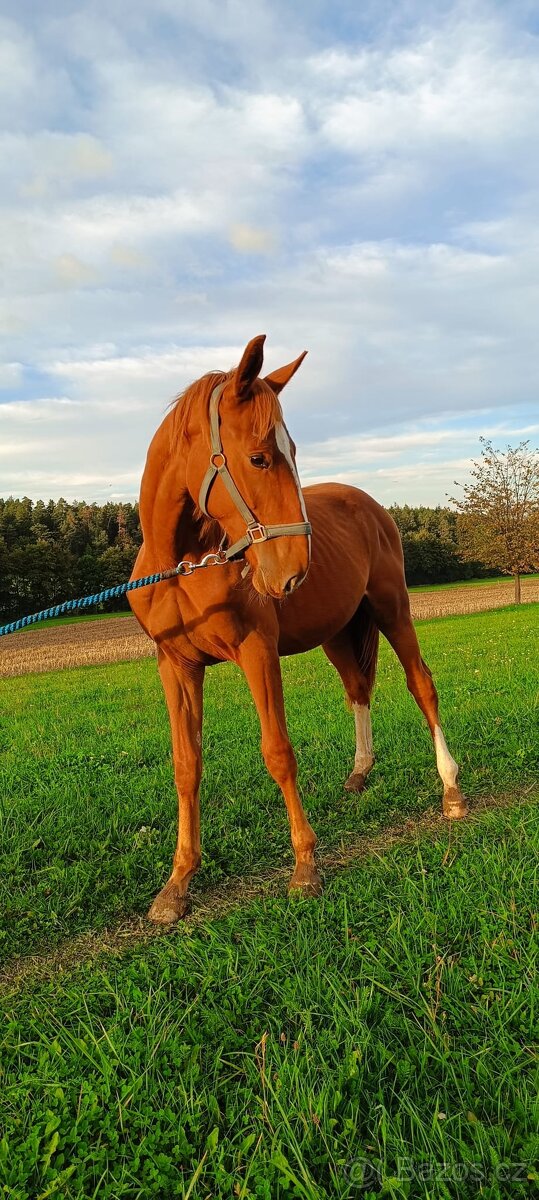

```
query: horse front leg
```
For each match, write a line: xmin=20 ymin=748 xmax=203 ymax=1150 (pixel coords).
xmin=148 ymin=649 xmax=205 ymax=924
xmin=238 ymin=633 xmax=322 ymax=896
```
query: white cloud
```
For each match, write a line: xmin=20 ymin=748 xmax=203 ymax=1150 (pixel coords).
xmin=48 ymin=344 xmax=244 ymax=397
xmin=0 ymin=362 xmax=23 ymax=388
xmin=1 ymin=2 xmax=538 ymax=505
xmin=70 ymin=133 xmax=113 ymax=178
xmin=53 ymin=254 xmax=99 ymax=288
xmin=0 ymin=398 xmax=81 ymax=422
xmin=0 ymin=16 xmax=77 ymax=131
xmin=15 ymin=133 xmax=113 ymax=202
xmin=229 ymin=224 xmax=278 ymax=254
xmin=109 ymin=243 xmax=153 ymax=271
xmin=310 ymin=20 xmax=539 ymax=161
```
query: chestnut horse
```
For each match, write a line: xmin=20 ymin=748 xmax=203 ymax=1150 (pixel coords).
xmin=129 ymin=335 xmax=468 ymax=924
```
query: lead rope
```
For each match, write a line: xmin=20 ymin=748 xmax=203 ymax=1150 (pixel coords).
xmin=0 ymin=551 xmax=230 ymax=638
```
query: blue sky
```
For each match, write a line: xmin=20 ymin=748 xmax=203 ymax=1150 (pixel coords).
xmin=1 ymin=0 xmax=538 ymax=505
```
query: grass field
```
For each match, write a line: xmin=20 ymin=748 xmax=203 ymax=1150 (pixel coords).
xmin=0 ymin=799 xmax=537 ymax=1199
xmin=1 ymin=605 xmax=538 ymax=1198
xmin=1 ymin=604 xmax=538 ymax=965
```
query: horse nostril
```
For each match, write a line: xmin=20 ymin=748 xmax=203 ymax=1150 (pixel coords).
xmin=283 ymin=574 xmax=299 ymax=595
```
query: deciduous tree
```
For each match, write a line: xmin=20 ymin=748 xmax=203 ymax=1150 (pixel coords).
xmin=451 ymin=439 xmax=539 ymax=603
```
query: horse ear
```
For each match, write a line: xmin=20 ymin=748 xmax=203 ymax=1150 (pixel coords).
xmin=234 ymin=334 xmax=266 ymax=399
xmin=264 ymin=350 xmax=307 ymax=394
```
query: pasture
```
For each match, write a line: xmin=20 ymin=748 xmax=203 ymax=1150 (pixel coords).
xmin=0 ymin=605 xmax=538 ymax=1197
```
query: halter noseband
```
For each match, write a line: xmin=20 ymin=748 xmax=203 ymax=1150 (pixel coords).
xmin=198 ymin=382 xmax=312 ymax=563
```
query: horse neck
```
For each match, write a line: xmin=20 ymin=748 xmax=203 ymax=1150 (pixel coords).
xmin=139 ymin=406 xmax=220 ymax=569
xmin=138 ymin=410 xmax=190 ymax=568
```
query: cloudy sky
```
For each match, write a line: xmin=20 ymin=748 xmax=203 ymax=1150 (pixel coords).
xmin=1 ymin=0 xmax=538 ymax=507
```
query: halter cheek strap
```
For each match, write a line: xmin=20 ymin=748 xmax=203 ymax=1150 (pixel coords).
xmin=198 ymin=382 xmax=312 ymax=562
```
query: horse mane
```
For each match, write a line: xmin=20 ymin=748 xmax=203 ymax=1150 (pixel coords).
xmin=169 ymin=367 xmax=283 ymax=451
xmin=167 ymin=366 xmax=283 ymax=552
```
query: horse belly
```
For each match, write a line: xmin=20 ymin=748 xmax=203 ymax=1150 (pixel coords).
xmin=276 ymin=559 xmax=366 ymax=655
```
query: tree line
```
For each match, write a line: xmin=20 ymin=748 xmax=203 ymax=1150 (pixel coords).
xmin=2 ymin=442 xmax=538 ymax=620
xmin=0 ymin=498 xmax=142 ymax=622
xmin=0 ymin=495 xmax=489 ymax=623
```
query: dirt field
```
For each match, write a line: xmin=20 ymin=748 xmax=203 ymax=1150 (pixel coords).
xmin=410 ymin=576 xmax=539 ymax=618
xmin=1 ymin=578 xmax=538 ymax=679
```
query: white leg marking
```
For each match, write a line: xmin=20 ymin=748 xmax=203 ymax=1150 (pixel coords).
xmin=353 ymin=703 xmax=374 ymax=775
xmin=434 ymin=725 xmax=459 ymax=790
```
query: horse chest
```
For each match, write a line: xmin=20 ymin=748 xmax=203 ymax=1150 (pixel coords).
xmin=177 ymin=589 xmax=248 ymax=662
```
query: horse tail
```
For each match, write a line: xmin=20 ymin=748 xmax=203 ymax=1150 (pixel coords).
xmin=350 ymin=598 xmax=379 ymax=694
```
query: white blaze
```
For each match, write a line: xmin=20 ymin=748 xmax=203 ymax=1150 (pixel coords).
xmin=434 ymin=725 xmax=459 ymax=790
xmin=275 ymin=421 xmax=311 ymax=564
xmin=352 ymin=703 xmax=374 ymax=775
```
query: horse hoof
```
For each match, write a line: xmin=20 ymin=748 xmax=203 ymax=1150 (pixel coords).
xmin=288 ymin=863 xmax=323 ymax=898
xmin=344 ymin=771 xmax=366 ymax=793
xmin=442 ymin=788 xmax=469 ymax=820
xmin=147 ymin=881 xmax=191 ymax=924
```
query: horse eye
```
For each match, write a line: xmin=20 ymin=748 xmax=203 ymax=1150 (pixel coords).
xmin=250 ymin=454 xmax=268 ymax=469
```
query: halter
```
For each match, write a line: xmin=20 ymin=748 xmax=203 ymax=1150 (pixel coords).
xmin=198 ymin=382 xmax=312 ymax=563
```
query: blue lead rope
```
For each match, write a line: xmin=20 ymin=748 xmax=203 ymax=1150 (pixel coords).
xmin=0 ymin=569 xmax=175 ymax=638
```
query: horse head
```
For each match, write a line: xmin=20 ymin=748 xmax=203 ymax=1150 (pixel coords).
xmin=185 ymin=335 xmax=311 ymax=599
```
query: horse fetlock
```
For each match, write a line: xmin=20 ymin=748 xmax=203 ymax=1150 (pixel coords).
xmin=293 ymin=822 xmax=317 ymax=858
xmin=173 ymin=851 xmax=201 ymax=875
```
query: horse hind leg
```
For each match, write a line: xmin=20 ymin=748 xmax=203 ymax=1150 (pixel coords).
xmin=323 ymin=602 xmax=379 ymax=794
xmin=379 ymin=611 xmax=469 ymax=819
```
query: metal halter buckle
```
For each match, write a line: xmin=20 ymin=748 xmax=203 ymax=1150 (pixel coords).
xmin=210 ymin=452 xmax=226 ymax=469
xmin=247 ymin=523 xmax=268 ymax=544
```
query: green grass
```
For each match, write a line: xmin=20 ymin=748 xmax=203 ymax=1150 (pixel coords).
xmin=1 ymin=606 xmax=538 ymax=966
xmin=1 ymin=799 xmax=537 ymax=1199
xmin=1 ymin=608 xmax=538 ymax=1198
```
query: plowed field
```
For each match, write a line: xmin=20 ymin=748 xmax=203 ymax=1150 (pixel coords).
xmin=1 ymin=577 xmax=537 ymax=678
